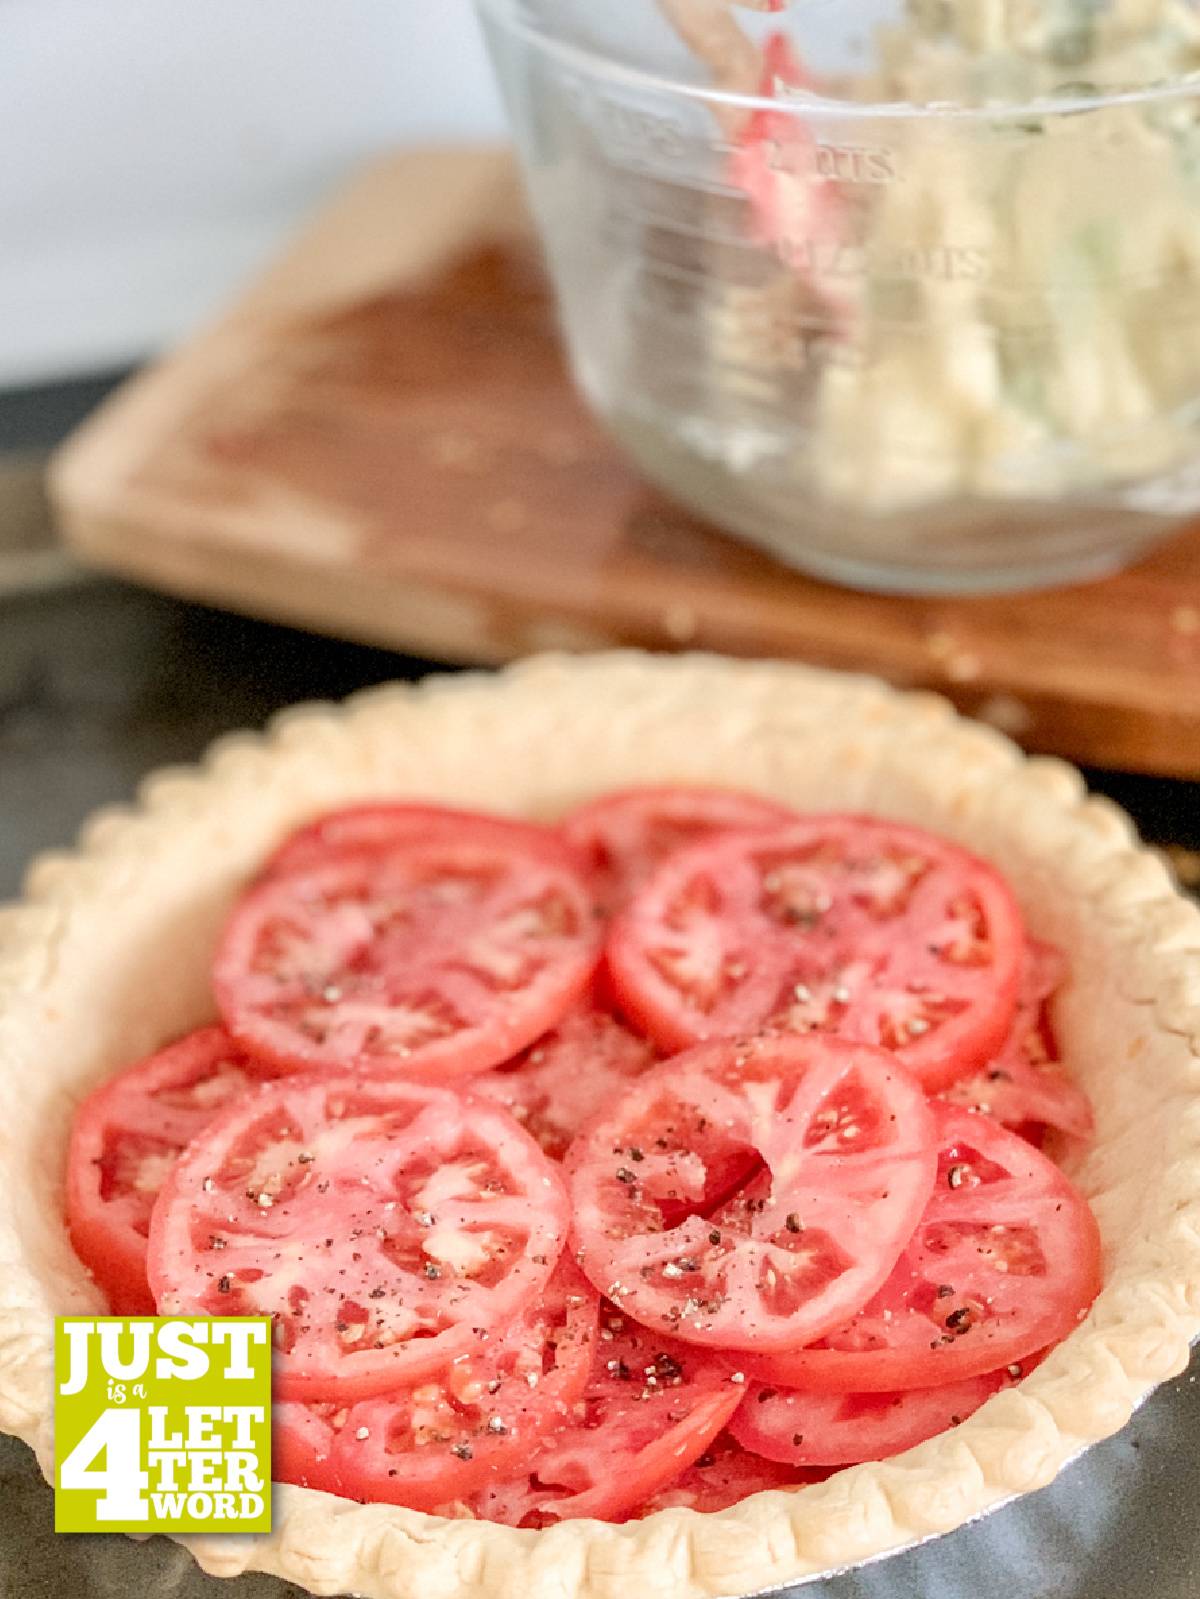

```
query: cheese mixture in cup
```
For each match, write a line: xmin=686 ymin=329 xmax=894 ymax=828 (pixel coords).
xmin=476 ymin=0 xmax=1200 ymax=592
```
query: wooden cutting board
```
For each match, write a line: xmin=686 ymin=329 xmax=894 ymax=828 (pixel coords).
xmin=50 ymin=148 xmax=1200 ymax=778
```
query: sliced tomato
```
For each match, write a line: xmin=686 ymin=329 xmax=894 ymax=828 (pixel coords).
xmin=639 ymin=1431 xmax=813 ymax=1514
xmin=940 ymin=942 xmax=1094 ymax=1142
xmin=562 ymin=787 xmax=796 ymax=913
xmin=731 ymin=1363 xmax=1030 ymax=1467
xmin=472 ymin=1008 xmax=655 ymax=1160
xmin=264 ymin=803 xmax=575 ymax=879
xmin=608 ymin=815 xmax=1025 ymax=1090
xmin=275 ymin=1263 xmax=599 ymax=1510
xmin=65 ymin=1026 xmax=269 ymax=1314
xmin=750 ymin=1104 xmax=1101 ymax=1392
xmin=273 ymin=1400 xmax=347 ymax=1498
xmin=215 ymin=834 xmax=601 ymax=1079
xmin=459 ymin=1306 xmax=742 ymax=1525
xmin=147 ymin=1076 xmax=570 ymax=1401
xmin=568 ymin=1034 xmax=937 ymax=1353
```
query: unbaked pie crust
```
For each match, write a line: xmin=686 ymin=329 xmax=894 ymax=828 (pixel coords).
xmin=1 ymin=653 xmax=1199 ymax=1599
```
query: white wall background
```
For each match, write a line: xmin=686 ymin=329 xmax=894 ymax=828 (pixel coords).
xmin=0 ymin=0 xmax=507 ymax=385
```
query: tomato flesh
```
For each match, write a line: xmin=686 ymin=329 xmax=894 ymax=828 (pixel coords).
xmin=275 ymin=1262 xmax=599 ymax=1510
xmin=215 ymin=836 xmax=601 ymax=1080
xmin=60 ymin=790 xmax=1103 ymax=1526
xmin=639 ymin=1432 xmax=813 ymax=1514
xmin=274 ymin=1398 xmax=348 ymax=1498
xmin=265 ymin=803 xmax=575 ymax=879
xmin=562 ymin=786 xmax=797 ymax=913
xmin=472 ymin=1008 xmax=655 ymax=1160
xmin=460 ymin=1306 xmax=742 ymax=1525
xmin=608 ymin=815 xmax=1025 ymax=1090
xmin=940 ymin=942 xmax=1094 ymax=1141
xmin=749 ymin=1104 xmax=1101 ymax=1392
xmin=732 ymin=1363 xmax=1030 ymax=1467
xmin=66 ymin=1026 xmax=269 ymax=1314
xmin=148 ymin=1076 xmax=570 ymax=1401
xmin=568 ymin=1034 xmax=937 ymax=1353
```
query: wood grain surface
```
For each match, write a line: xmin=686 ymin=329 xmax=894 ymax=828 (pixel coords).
xmin=50 ymin=148 xmax=1200 ymax=777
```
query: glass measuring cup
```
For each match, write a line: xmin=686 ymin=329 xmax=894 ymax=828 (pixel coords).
xmin=476 ymin=0 xmax=1200 ymax=594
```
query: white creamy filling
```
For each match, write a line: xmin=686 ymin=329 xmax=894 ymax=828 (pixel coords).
xmin=735 ymin=1 xmax=1200 ymax=510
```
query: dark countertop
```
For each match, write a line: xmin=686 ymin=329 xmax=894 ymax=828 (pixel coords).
xmin=1 ymin=373 xmax=1197 ymax=1599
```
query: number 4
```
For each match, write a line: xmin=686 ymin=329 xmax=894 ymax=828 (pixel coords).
xmin=59 ymin=1409 xmax=149 ymax=1521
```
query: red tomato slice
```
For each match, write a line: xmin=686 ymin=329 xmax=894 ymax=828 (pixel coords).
xmin=608 ymin=815 xmax=1025 ymax=1090
xmin=731 ymin=1364 xmax=1030 ymax=1467
xmin=750 ymin=1104 xmax=1101 ymax=1392
xmin=66 ymin=1026 xmax=269 ymax=1314
xmin=273 ymin=1399 xmax=347 ymax=1498
xmin=472 ymin=1008 xmax=655 ymax=1159
xmin=562 ymin=786 xmax=796 ymax=913
xmin=639 ymin=1431 xmax=813 ymax=1514
xmin=460 ymin=1307 xmax=743 ymax=1525
xmin=568 ymin=1034 xmax=937 ymax=1353
xmin=265 ymin=803 xmax=575 ymax=879
xmin=215 ymin=835 xmax=601 ymax=1079
xmin=275 ymin=1263 xmax=599 ymax=1510
xmin=940 ymin=942 xmax=1094 ymax=1142
xmin=148 ymin=1076 xmax=570 ymax=1401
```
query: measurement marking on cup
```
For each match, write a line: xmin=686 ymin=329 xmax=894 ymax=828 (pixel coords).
xmin=768 ymin=139 xmax=900 ymax=185
xmin=784 ymin=241 xmax=993 ymax=284
xmin=607 ymin=219 xmax=995 ymax=291
xmin=587 ymin=98 xmax=688 ymax=160
xmin=603 ymin=196 xmax=767 ymax=253
xmin=602 ymin=156 xmax=747 ymax=205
